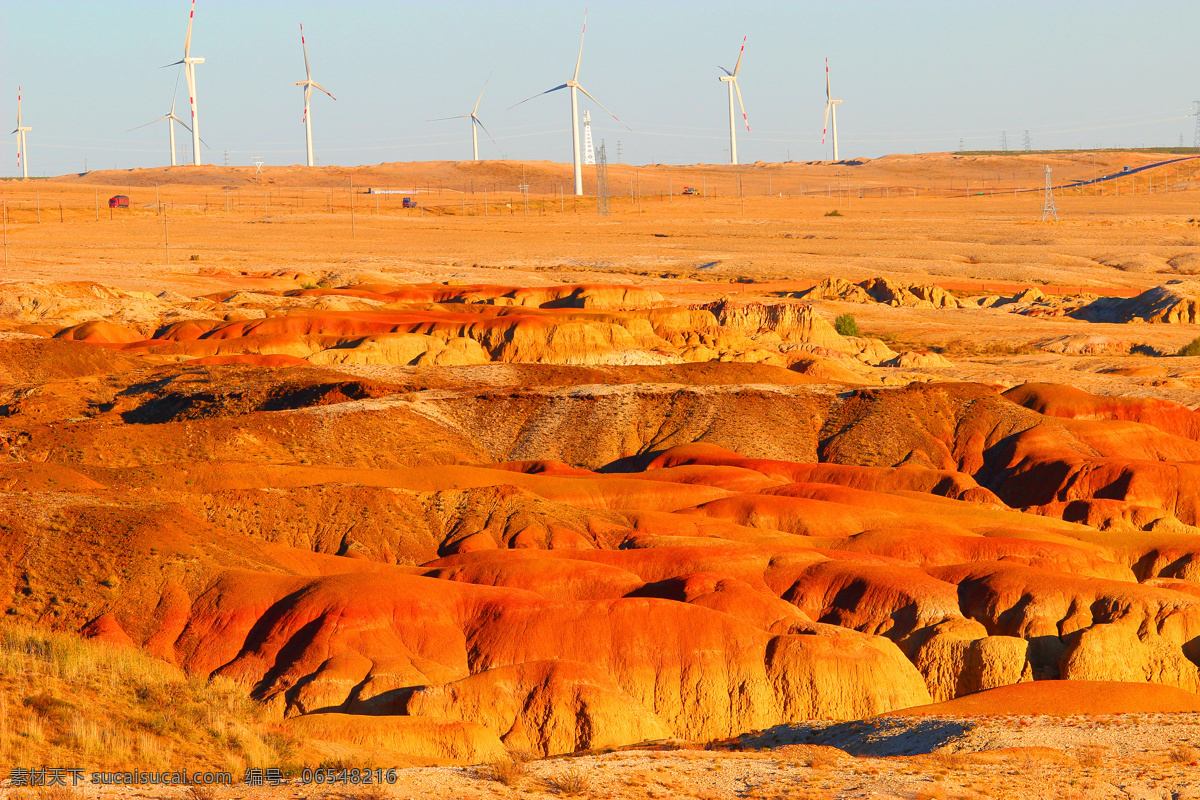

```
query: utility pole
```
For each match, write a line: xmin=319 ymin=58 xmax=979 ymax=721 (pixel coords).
xmin=1001 ymin=131 xmax=1008 ymax=152
xmin=596 ymin=140 xmax=610 ymax=216
xmin=518 ymin=166 xmax=529 ymax=219
xmin=1041 ymin=165 xmax=1058 ymax=221
xmin=163 ymin=207 xmax=169 ymax=264
xmin=350 ymin=176 xmax=355 ymax=237
xmin=1193 ymin=101 xmax=1200 ymax=152
xmin=35 ymin=191 xmax=40 ymax=223
xmin=2 ymin=202 xmax=7 ymax=269
xmin=94 ymin=190 xmax=99 ymax=221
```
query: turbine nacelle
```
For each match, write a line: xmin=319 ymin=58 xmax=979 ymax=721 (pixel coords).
xmin=429 ymin=74 xmax=497 ymax=162
xmin=296 ymin=23 xmax=335 ymax=166
xmin=822 ymin=57 xmax=843 ymax=161
xmin=719 ymin=37 xmax=749 ymax=164
xmin=508 ymin=9 xmax=627 ymax=195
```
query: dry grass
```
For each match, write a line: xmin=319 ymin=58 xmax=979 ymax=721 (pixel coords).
xmin=804 ymin=748 xmax=839 ymax=770
xmin=184 ymin=787 xmax=217 ymax=800
xmin=33 ymin=789 xmax=84 ymax=800
xmin=545 ymin=764 xmax=593 ymax=796
xmin=483 ymin=757 xmax=528 ymax=786
xmin=1076 ymin=745 xmax=1105 ymax=768
xmin=930 ymin=750 xmax=967 ymax=771
xmin=1168 ymin=744 xmax=1197 ymax=763
xmin=914 ymin=786 xmax=949 ymax=800
xmin=344 ymin=788 xmax=390 ymax=800
xmin=0 ymin=622 xmax=297 ymax=772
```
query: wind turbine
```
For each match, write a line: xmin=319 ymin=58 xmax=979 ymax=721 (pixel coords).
xmin=129 ymin=75 xmax=192 ymax=166
xmin=430 ymin=75 xmax=497 ymax=162
xmin=12 ymin=87 xmax=30 ymax=179
xmin=295 ymin=23 xmax=336 ymax=168
xmin=718 ymin=37 xmax=749 ymax=165
xmin=509 ymin=9 xmax=626 ymax=196
xmin=163 ymin=0 xmax=204 ymax=166
xmin=822 ymin=58 xmax=842 ymax=162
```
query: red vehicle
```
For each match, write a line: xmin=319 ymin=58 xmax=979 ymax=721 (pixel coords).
xmin=682 ymin=187 xmax=698 ymax=196
xmin=402 ymin=197 xmax=416 ymax=209
xmin=108 ymin=195 xmax=130 ymax=209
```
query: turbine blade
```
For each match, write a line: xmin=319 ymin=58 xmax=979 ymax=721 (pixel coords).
xmin=311 ymin=80 xmax=335 ymax=100
xmin=300 ymin=23 xmax=311 ymax=80
xmin=429 ymin=114 xmax=472 ymax=121
xmin=718 ymin=66 xmax=733 ymax=77
xmin=732 ymin=36 xmax=746 ymax=77
xmin=183 ymin=0 xmax=196 ymax=58
xmin=825 ymin=57 xmax=831 ymax=102
xmin=128 ymin=116 xmax=170 ymax=132
xmin=573 ymin=8 xmax=587 ymax=82
xmin=473 ymin=71 xmax=492 ymax=115
xmin=822 ymin=102 xmax=830 ymax=145
xmin=507 ymin=84 xmax=568 ymax=111
xmin=474 ymin=115 xmax=500 ymax=150
xmin=161 ymin=59 xmax=186 ymax=68
xmin=170 ymin=66 xmax=182 ymax=114
xmin=576 ymin=84 xmax=630 ymax=131
xmin=733 ymin=80 xmax=749 ymax=131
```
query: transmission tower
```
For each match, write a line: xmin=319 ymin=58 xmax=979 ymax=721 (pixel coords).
xmin=1001 ymin=131 xmax=1008 ymax=151
xmin=1193 ymin=101 xmax=1200 ymax=152
xmin=1023 ymin=130 xmax=1032 ymax=151
xmin=583 ymin=110 xmax=595 ymax=165
xmin=596 ymin=140 xmax=610 ymax=216
xmin=1040 ymin=165 xmax=1058 ymax=222
xmin=616 ymin=140 xmax=623 ymax=163
xmin=958 ymin=137 xmax=964 ymax=153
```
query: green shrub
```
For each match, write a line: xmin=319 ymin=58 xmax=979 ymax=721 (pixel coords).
xmin=825 ymin=209 xmax=842 ymax=217
xmin=1179 ymin=337 xmax=1200 ymax=356
xmin=833 ymin=313 xmax=860 ymax=338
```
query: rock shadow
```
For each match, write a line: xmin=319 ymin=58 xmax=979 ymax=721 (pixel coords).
xmin=731 ymin=717 xmax=975 ymax=757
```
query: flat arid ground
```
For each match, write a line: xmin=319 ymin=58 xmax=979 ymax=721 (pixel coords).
xmin=3 ymin=151 xmax=1200 ymax=799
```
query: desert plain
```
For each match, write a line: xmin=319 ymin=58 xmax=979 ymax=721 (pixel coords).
xmin=3 ymin=151 xmax=1200 ymax=798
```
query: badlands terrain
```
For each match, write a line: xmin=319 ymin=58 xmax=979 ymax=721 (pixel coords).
xmin=3 ymin=151 xmax=1200 ymax=798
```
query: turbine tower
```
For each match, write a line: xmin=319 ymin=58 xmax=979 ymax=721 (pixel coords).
xmin=164 ymin=0 xmax=204 ymax=166
xmin=510 ymin=9 xmax=626 ymax=196
xmin=718 ymin=37 xmax=749 ymax=165
xmin=430 ymin=75 xmax=497 ymax=162
xmin=12 ymin=87 xmax=30 ymax=179
xmin=822 ymin=58 xmax=842 ymax=162
xmin=583 ymin=110 xmax=595 ymax=165
xmin=130 ymin=78 xmax=192 ymax=166
xmin=295 ymin=24 xmax=336 ymax=168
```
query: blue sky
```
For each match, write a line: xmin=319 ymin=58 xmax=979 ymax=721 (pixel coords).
xmin=2 ymin=1 xmax=1198 ymax=176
